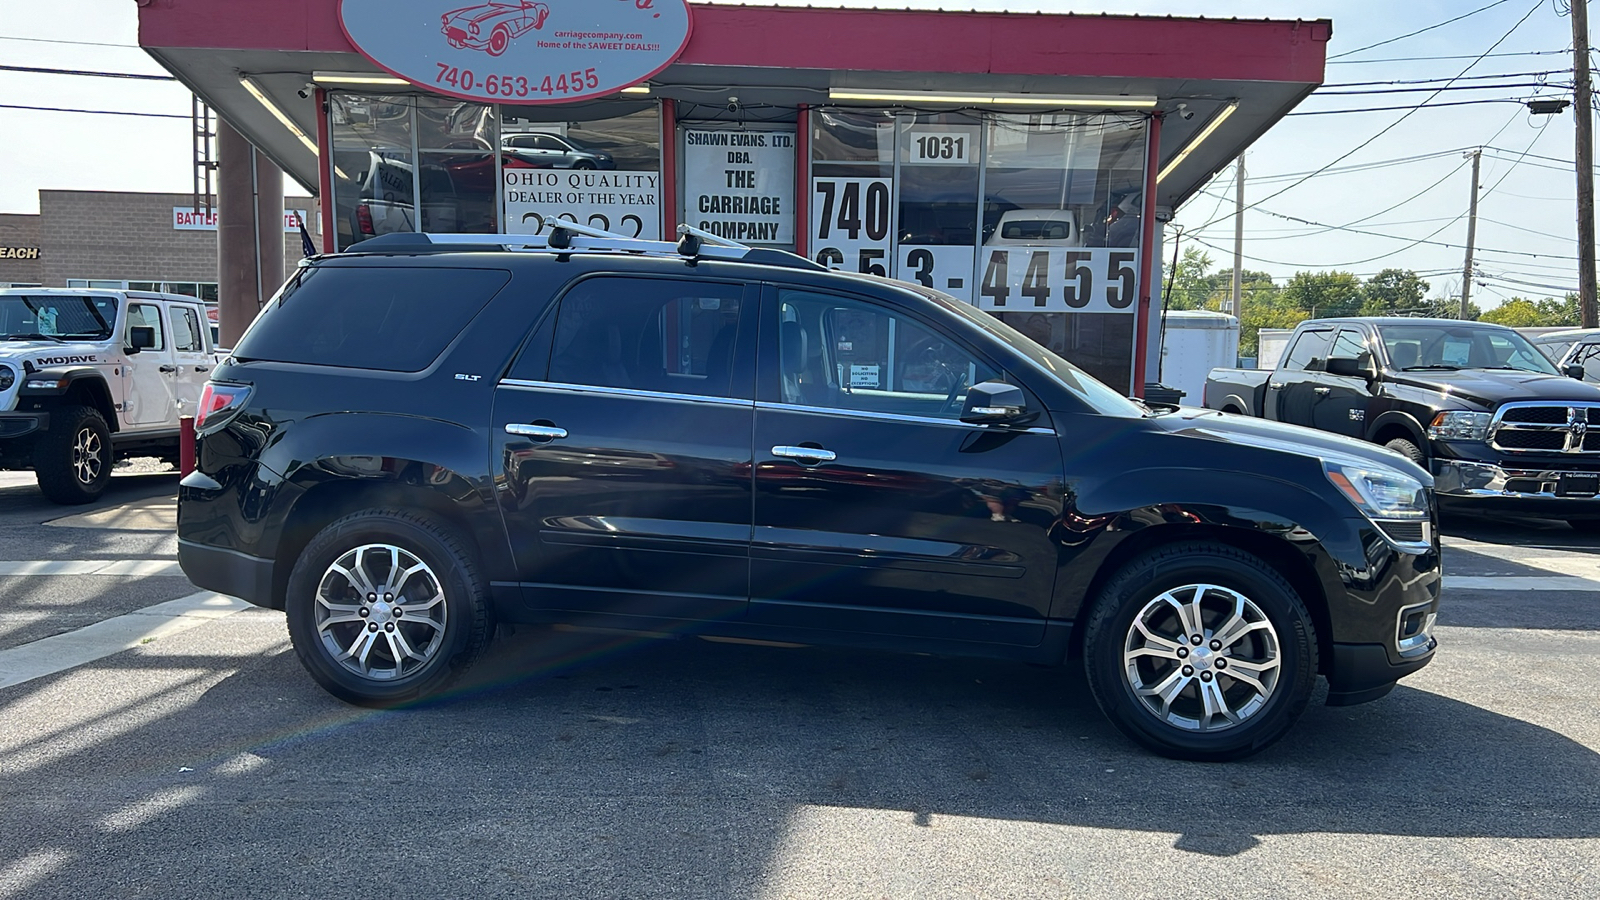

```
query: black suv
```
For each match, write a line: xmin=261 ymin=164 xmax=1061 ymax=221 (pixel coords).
xmin=179 ymin=226 xmax=1441 ymax=761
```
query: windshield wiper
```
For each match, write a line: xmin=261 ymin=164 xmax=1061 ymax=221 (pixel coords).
xmin=1401 ymin=364 xmax=1460 ymax=371
xmin=1 ymin=332 xmax=63 ymax=342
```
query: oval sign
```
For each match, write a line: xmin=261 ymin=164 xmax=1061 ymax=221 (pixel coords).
xmin=339 ymin=0 xmax=693 ymax=104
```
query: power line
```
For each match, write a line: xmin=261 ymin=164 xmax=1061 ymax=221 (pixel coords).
xmin=0 ymin=34 xmax=140 ymax=49
xmin=1199 ymin=0 xmax=1545 ymax=229
xmin=1288 ymin=98 xmax=1536 ymax=116
xmin=1324 ymin=69 xmax=1566 ymax=87
xmin=1328 ymin=49 xmax=1570 ymax=64
xmin=0 ymin=64 xmax=175 ymax=82
xmin=0 ymin=103 xmax=188 ymax=120
xmin=1313 ymin=82 xmax=1569 ymax=96
xmin=1328 ymin=0 xmax=1516 ymax=60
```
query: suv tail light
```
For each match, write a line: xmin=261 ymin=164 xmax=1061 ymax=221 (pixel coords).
xmin=196 ymin=382 xmax=251 ymax=432
xmin=355 ymin=203 xmax=375 ymax=236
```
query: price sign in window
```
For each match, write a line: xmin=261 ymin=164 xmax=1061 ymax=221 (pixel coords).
xmin=810 ymin=176 xmax=893 ymax=276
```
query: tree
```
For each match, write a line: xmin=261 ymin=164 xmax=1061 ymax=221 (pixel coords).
xmin=1360 ymin=269 xmax=1431 ymax=317
xmin=1279 ymin=270 xmax=1365 ymax=319
xmin=1480 ymin=298 xmax=1545 ymax=327
xmin=1164 ymin=247 xmax=1217 ymax=310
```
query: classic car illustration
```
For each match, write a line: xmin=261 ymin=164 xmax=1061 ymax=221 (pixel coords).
xmin=442 ymin=1 xmax=550 ymax=56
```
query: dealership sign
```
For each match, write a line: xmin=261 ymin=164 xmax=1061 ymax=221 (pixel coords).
xmin=174 ymin=208 xmax=312 ymax=232
xmin=338 ymin=0 xmax=693 ymax=104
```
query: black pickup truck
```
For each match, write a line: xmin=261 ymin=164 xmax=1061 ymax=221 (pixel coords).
xmin=1206 ymin=317 xmax=1600 ymax=528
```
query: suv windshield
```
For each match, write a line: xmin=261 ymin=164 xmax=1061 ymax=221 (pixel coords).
xmin=0 ymin=294 xmax=117 ymax=342
xmin=1377 ymin=323 xmax=1559 ymax=375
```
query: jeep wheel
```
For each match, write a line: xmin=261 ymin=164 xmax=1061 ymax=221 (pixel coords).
xmin=285 ymin=509 xmax=493 ymax=707
xmin=1084 ymin=542 xmax=1318 ymax=761
xmin=33 ymin=405 xmax=113 ymax=504
xmin=1384 ymin=437 xmax=1425 ymax=465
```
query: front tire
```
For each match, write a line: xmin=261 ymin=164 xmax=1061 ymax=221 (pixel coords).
xmin=33 ymin=405 xmax=113 ymax=504
xmin=487 ymin=25 xmax=509 ymax=56
xmin=1083 ymin=541 xmax=1319 ymax=761
xmin=285 ymin=509 xmax=493 ymax=706
xmin=1384 ymin=437 xmax=1425 ymax=465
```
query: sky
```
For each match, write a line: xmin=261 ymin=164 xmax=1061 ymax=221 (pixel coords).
xmin=0 ymin=0 xmax=1588 ymax=307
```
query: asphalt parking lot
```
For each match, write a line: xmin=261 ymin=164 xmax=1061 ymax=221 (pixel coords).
xmin=0 ymin=468 xmax=1595 ymax=899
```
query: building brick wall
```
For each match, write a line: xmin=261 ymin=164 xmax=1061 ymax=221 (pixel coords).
xmin=0 ymin=213 xmax=42 ymax=285
xmin=34 ymin=190 xmax=319 ymax=289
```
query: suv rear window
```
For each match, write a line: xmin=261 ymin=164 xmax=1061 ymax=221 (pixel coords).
xmin=233 ymin=265 xmax=509 ymax=371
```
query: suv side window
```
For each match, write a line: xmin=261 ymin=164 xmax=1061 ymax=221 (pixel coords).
xmin=773 ymin=288 xmax=998 ymax=420
xmin=544 ymin=277 xmax=748 ymax=399
xmin=1282 ymin=329 xmax=1332 ymax=371
xmin=127 ymin=303 xmax=166 ymax=351
xmin=170 ymin=305 xmax=204 ymax=352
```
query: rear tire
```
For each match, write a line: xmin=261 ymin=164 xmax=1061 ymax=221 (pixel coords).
xmin=33 ymin=406 xmax=113 ymax=504
xmin=1083 ymin=541 xmax=1318 ymax=761
xmin=285 ymin=508 xmax=493 ymax=707
xmin=1384 ymin=437 xmax=1425 ymax=464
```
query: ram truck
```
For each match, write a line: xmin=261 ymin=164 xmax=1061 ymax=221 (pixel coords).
xmin=1206 ymin=317 xmax=1600 ymax=529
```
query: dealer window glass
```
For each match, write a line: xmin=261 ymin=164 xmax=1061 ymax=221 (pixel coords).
xmin=231 ymin=266 xmax=509 ymax=372
xmin=546 ymin=277 xmax=746 ymax=399
xmin=1283 ymin=329 xmax=1333 ymax=371
xmin=776 ymin=289 xmax=997 ymax=420
xmin=329 ymin=93 xmax=421 ymax=250
xmin=170 ymin=306 xmax=203 ymax=353
xmin=501 ymin=106 xmax=662 ymax=238
xmin=127 ymin=304 xmax=165 ymax=351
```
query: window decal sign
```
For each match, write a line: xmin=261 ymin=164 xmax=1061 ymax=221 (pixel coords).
xmin=339 ymin=0 xmax=693 ymax=104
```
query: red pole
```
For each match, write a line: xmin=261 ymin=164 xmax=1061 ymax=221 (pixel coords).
xmin=795 ymin=104 xmax=810 ymax=257
xmin=1131 ymin=113 xmax=1163 ymax=400
xmin=179 ymin=415 xmax=197 ymax=477
xmin=660 ymin=98 xmax=678 ymax=238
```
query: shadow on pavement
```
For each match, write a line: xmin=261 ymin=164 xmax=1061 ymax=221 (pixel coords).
xmin=0 ymin=628 xmax=1595 ymax=896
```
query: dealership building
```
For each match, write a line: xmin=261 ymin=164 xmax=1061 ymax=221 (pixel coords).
xmin=136 ymin=0 xmax=1328 ymax=394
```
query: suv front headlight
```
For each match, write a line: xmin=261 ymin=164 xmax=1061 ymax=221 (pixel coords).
xmin=0 ymin=365 xmax=13 ymax=392
xmin=1428 ymin=410 xmax=1492 ymax=441
xmin=1324 ymin=462 xmax=1429 ymax=521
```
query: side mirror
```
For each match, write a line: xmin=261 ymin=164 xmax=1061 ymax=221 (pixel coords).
xmin=961 ymin=381 xmax=1030 ymax=426
xmin=1326 ymin=355 xmax=1376 ymax=380
xmin=1565 ymin=363 xmax=1586 ymax=380
xmin=127 ymin=325 xmax=155 ymax=352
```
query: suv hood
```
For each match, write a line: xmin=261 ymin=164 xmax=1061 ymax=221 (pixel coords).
xmin=1156 ymin=407 xmax=1430 ymax=482
xmin=1389 ymin=369 xmax=1600 ymax=408
xmin=0 ymin=341 xmax=112 ymax=369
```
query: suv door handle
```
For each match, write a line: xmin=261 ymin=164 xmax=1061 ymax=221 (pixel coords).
xmin=772 ymin=445 xmax=836 ymax=463
xmin=159 ymin=365 xmax=179 ymax=374
xmin=194 ymin=365 xmax=210 ymax=373
xmin=1313 ymin=386 xmax=1331 ymax=396
xmin=1267 ymin=382 xmax=1285 ymax=390
xmin=505 ymin=423 xmax=567 ymax=441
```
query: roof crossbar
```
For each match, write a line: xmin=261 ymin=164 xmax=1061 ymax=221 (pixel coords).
xmin=361 ymin=228 xmax=826 ymax=272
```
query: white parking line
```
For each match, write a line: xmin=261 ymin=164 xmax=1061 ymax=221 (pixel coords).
xmin=0 ymin=560 xmax=184 ymax=577
xmin=0 ymin=592 xmax=249 ymax=691
xmin=1446 ymin=575 xmax=1600 ymax=591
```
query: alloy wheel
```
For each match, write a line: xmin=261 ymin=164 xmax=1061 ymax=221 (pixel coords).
xmin=314 ymin=543 xmax=449 ymax=681
xmin=73 ymin=427 xmax=103 ymax=486
xmin=1122 ymin=583 xmax=1281 ymax=732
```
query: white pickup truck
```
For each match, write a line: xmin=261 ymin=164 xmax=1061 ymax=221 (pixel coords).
xmin=0 ymin=288 xmax=220 ymax=504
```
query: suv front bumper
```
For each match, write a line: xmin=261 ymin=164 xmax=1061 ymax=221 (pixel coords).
xmin=1433 ymin=458 xmax=1600 ymax=516
xmin=0 ymin=410 xmax=48 ymax=439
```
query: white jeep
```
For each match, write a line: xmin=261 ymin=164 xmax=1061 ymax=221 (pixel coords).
xmin=0 ymin=288 xmax=219 ymax=504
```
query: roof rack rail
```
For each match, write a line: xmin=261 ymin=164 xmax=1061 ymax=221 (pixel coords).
xmin=348 ymin=225 xmax=825 ymax=271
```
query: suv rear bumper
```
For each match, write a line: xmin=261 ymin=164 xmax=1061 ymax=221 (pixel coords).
xmin=1433 ymin=458 xmax=1600 ymax=516
xmin=178 ymin=539 xmax=277 ymax=609
xmin=0 ymin=411 xmax=48 ymax=440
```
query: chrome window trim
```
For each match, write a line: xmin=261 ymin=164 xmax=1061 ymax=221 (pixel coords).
xmin=498 ymin=379 xmax=755 ymax=408
xmin=1489 ymin=400 xmax=1600 ymax=454
xmin=755 ymin=400 xmax=1056 ymax=434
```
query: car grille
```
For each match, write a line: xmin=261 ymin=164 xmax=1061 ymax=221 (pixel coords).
xmin=1377 ymin=520 xmax=1428 ymax=544
xmin=1490 ymin=402 xmax=1600 ymax=454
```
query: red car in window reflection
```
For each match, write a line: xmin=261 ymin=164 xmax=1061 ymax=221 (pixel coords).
xmin=441 ymin=1 xmax=550 ymax=57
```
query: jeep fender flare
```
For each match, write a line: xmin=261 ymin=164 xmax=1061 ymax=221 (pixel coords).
xmin=18 ymin=366 xmax=119 ymax=432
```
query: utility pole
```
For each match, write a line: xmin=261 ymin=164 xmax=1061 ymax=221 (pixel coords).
xmin=1574 ymin=0 xmax=1597 ymax=327
xmin=1232 ymin=155 xmax=1244 ymax=319
xmin=1461 ymin=149 xmax=1482 ymax=320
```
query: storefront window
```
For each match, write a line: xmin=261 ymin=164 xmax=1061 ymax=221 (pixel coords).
xmin=501 ymin=106 xmax=661 ymax=238
xmin=983 ymin=113 xmax=1147 ymax=392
